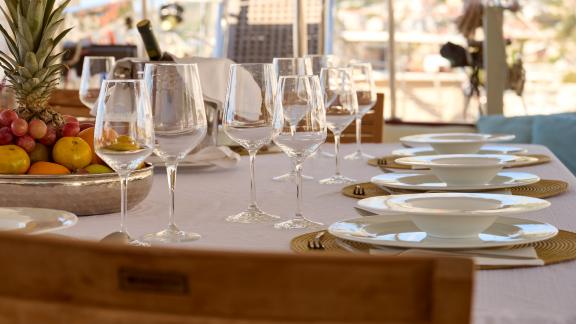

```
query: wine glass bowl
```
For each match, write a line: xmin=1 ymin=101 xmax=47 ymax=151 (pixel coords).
xmin=141 ymin=63 xmax=207 ymax=243
xmin=223 ymin=63 xmax=280 ymax=223
xmin=271 ymin=57 xmax=315 ymax=182
xmin=345 ymin=62 xmax=377 ymax=160
xmin=94 ymin=79 xmax=155 ymax=246
xmin=318 ymin=67 xmax=359 ymax=185
xmin=272 ymin=75 xmax=327 ymax=229
xmin=305 ymin=54 xmax=340 ymax=159
xmin=79 ymin=56 xmax=115 ymax=114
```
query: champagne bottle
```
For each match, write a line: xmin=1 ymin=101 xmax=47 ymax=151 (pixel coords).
xmin=136 ymin=19 xmax=169 ymax=61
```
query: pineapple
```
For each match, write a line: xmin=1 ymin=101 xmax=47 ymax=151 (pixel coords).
xmin=0 ymin=0 xmax=72 ymax=128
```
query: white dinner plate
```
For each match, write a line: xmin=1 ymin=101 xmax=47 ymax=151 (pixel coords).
xmin=0 ymin=207 xmax=77 ymax=234
xmin=328 ymin=215 xmax=558 ymax=249
xmin=400 ymin=133 xmax=515 ymax=145
xmin=371 ymin=171 xmax=540 ymax=191
xmin=395 ymin=154 xmax=536 ymax=168
xmin=392 ymin=145 xmax=528 ymax=157
xmin=357 ymin=193 xmax=549 ymax=215
xmin=400 ymin=133 xmax=515 ymax=154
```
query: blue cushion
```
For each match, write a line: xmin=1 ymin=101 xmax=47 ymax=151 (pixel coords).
xmin=477 ymin=115 xmax=534 ymax=143
xmin=533 ymin=114 xmax=576 ymax=175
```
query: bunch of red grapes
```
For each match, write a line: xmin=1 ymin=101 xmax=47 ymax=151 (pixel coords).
xmin=0 ymin=109 xmax=89 ymax=152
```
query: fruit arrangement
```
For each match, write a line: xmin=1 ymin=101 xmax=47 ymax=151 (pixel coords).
xmin=0 ymin=108 xmax=114 ymax=175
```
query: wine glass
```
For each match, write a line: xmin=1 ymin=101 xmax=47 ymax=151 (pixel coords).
xmin=94 ymin=80 xmax=155 ymax=246
xmin=272 ymin=75 xmax=327 ymax=229
xmin=272 ymin=57 xmax=312 ymax=77
xmin=318 ymin=67 xmax=358 ymax=185
xmin=223 ymin=63 xmax=280 ymax=223
xmin=305 ymin=54 xmax=340 ymax=158
xmin=271 ymin=57 xmax=315 ymax=182
xmin=79 ymin=56 xmax=115 ymax=115
xmin=345 ymin=62 xmax=377 ymax=160
xmin=141 ymin=63 xmax=207 ymax=243
xmin=305 ymin=54 xmax=340 ymax=75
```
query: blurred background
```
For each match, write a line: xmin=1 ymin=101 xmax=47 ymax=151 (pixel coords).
xmin=2 ymin=0 xmax=575 ymax=124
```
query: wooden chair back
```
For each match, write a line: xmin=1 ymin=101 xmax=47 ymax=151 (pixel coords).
xmin=0 ymin=233 xmax=473 ymax=324
xmin=329 ymin=92 xmax=385 ymax=143
xmin=48 ymin=89 xmax=92 ymax=118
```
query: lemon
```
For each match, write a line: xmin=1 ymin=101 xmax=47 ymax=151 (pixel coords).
xmin=0 ymin=145 xmax=30 ymax=174
xmin=52 ymin=137 xmax=92 ymax=171
xmin=85 ymin=164 xmax=114 ymax=174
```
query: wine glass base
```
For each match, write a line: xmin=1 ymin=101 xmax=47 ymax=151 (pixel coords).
xmin=344 ymin=150 xmax=374 ymax=160
xmin=141 ymin=226 xmax=201 ymax=243
xmin=319 ymin=175 xmax=357 ymax=185
xmin=274 ymin=217 xmax=324 ymax=230
xmin=226 ymin=205 xmax=280 ymax=224
xmin=101 ymin=231 xmax=150 ymax=247
xmin=272 ymin=172 xmax=314 ymax=182
xmin=128 ymin=239 xmax=151 ymax=247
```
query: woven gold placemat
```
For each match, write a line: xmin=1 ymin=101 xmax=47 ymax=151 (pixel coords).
xmin=368 ymin=154 xmax=551 ymax=170
xmin=291 ymin=230 xmax=576 ymax=270
xmin=342 ymin=179 xmax=569 ymax=200
xmin=230 ymin=145 xmax=283 ymax=156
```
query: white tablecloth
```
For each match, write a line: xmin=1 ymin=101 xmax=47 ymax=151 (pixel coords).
xmin=58 ymin=143 xmax=576 ymax=324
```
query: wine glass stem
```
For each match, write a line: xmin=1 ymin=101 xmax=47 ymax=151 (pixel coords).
xmin=294 ymin=161 xmax=304 ymax=219
xmin=165 ymin=162 xmax=178 ymax=228
xmin=355 ymin=117 xmax=363 ymax=153
xmin=248 ymin=150 xmax=258 ymax=208
xmin=119 ymin=174 xmax=129 ymax=234
xmin=334 ymin=133 xmax=342 ymax=176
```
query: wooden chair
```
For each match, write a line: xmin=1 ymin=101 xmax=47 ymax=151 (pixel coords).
xmin=0 ymin=232 xmax=473 ymax=324
xmin=329 ymin=92 xmax=385 ymax=143
xmin=48 ymin=89 xmax=92 ymax=118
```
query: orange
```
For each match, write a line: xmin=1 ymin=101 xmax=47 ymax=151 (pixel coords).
xmin=28 ymin=161 xmax=71 ymax=175
xmin=52 ymin=137 xmax=92 ymax=171
xmin=78 ymin=127 xmax=102 ymax=164
xmin=0 ymin=145 xmax=30 ymax=174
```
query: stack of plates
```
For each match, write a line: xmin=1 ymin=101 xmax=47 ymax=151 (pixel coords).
xmin=331 ymin=193 xmax=557 ymax=249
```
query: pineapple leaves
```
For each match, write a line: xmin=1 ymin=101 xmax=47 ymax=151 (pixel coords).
xmin=42 ymin=18 xmax=64 ymax=42
xmin=53 ymin=27 xmax=72 ymax=47
xmin=44 ymin=0 xmax=57 ymax=24
xmin=46 ymin=0 xmax=71 ymax=29
xmin=17 ymin=8 xmax=34 ymax=51
xmin=27 ymin=0 xmax=44 ymax=47
xmin=0 ymin=23 xmax=20 ymax=59
xmin=45 ymin=50 xmax=66 ymax=66
xmin=36 ymin=38 xmax=54 ymax=67
xmin=20 ymin=0 xmax=30 ymax=16
xmin=5 ymin=0 xmax=18 ymax=21
xmin=25 ymin=52 xmax=39 ymax=73
xmin=17 ymin=66 xmax=33 ymax=79
xmin=0 ymin=51 xmax=17 ymax=68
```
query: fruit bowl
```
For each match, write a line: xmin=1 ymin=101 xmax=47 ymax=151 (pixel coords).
xmin=0 ymin=164 xmax=153 ymax=216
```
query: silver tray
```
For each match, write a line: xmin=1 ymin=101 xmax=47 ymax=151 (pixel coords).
xmin=0 ymin=165 xmax=154 ymax=216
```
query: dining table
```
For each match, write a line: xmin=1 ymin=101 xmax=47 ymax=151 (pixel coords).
xmin=58 ymin=143 xmax=576 ymax=324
